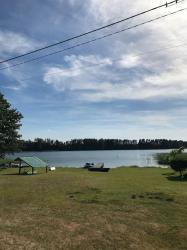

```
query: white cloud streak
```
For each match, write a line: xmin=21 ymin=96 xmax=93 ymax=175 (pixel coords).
xmin=43 ymin=0 xmax=187 ymax=102
xmin=0 ymin=30 xmax=40 ymax=57
xmin=0 ymin=30 xmax=42 ymax=91
xmin=43 ymin=50 xmax=187 ymax=102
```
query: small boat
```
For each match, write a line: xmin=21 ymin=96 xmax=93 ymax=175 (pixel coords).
xmin=85 ymin=162 xmax=110 ymax=172
xmin=88 ymin=167 xmax=110 ymax=172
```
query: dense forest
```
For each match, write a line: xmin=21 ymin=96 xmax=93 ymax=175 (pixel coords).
xmin=21 ymin=138 xmax=187 ymax=151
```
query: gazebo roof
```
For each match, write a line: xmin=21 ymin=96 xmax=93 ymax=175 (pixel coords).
xmin=15 ymin=156 xmax=47 ymax=168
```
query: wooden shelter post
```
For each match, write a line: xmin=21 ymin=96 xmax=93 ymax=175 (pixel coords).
xmin=19 ymin=160 xmax=21 ymax=175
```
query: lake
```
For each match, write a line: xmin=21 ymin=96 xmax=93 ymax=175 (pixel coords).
xmin=9 ymin=149 xmax=176 ymax=168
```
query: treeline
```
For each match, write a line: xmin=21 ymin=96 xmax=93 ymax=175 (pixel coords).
xmin=21 ymin=138 xmax=187 ymax=151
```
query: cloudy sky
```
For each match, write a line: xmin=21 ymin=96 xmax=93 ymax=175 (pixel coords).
xmin=0 ymin=0 xmax=187 ymax=140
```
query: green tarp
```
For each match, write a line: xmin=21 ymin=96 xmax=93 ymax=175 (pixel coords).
xmin=15 ymin=156 xmax=47 ymax=168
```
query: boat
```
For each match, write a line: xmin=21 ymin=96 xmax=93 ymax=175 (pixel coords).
xmin=85 ymin=162 xmax=110 ymax=172
xmin=88 ymin=167 xmax=110 ymax=172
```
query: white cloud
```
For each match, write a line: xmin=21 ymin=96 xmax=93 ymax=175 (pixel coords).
xmin=43 ymin=54 xmax=113 ymax=91
xmin=0 ymin=30 xmax=40 ymax=57
xmin=43 ymin=50 xmax=187 ymax=102
xmin=0 ymin=30 xmax=43 ymax=91
xmin=3 ymin=85 xmax=21 ymax=91
xmin=118 ymin=54 xmax=140 ymax=68
xmin=88 ymin=0 xmax=186 ymax=26
xmin=144 ymin=63 xmax=187 ymax=87
xmin=43 ymin=0 xmax=187 ymax=102
xmin=88 ymin=0 xmax=187 ymax=56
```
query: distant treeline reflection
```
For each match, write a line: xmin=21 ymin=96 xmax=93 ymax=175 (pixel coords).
xmin=22 ymin=138 xmax=187 ymax=151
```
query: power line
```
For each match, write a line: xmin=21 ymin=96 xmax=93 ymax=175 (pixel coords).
xmin=7 ymin=41 xmax=187 ymax=84
xmin=0 ymin=7 xmax=186 ymax=71
xmin=0 ymin=0 xmax=183 ymax=65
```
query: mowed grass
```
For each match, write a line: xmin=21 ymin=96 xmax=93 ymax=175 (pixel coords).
xmin=0 ymin=167 xmax=187 ymax=250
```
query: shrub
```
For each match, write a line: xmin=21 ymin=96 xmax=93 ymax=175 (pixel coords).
xmin=156 ymin=148 xmax=187 ymax=178
xmin=170 ymin=154 xmax=187 ymax=178
xmin=156 ymin=153 xmax=170 ymax=165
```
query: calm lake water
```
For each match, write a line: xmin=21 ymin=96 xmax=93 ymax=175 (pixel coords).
xmin=10 ymin=149 xmax=176 ymax=168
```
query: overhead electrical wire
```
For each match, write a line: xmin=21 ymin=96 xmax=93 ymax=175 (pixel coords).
xmin=0 ymin=0 xmax=183 ymax=65
xmin=0 ymin=7 xmax=186 ymax=71
xmin=6 ymin=41 xmax=187 ymax=84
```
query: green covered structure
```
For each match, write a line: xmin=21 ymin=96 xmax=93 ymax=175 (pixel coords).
xmin=15 ymin=156 xmax=48 ymax=175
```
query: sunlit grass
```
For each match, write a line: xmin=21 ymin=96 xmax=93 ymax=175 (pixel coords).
xmin=0 ymin=167 xmax=187 ymax=250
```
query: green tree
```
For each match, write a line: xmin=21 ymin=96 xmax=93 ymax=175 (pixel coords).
xmin=168 ymin=147 xmax=186 ymax=179
xmin=170 ymin=154 xmax=187 ymax=179
xmin=156 ymin=147 xmax=186 ymax=179
xmin=168 ymin=147 xmax=184 ymax=161
xmin=0 ymin=93 xmax=23 ymax=158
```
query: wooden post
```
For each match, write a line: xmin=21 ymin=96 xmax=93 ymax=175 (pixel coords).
xmin=19 ymin=160 xmax=21 ymax=175
xmin=32 ymin=167 xmax=34 ymax=175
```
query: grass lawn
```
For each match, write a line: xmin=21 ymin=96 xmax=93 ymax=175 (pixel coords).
xmin=0 ymin=167 xmax=187 ymax=250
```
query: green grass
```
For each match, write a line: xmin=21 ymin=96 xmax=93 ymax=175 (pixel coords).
xmin=0 ymin=167 xmax=187 ymax=250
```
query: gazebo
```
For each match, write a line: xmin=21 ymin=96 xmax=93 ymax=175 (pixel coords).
xmin=15 ymin=156 xmax=48 ymax=175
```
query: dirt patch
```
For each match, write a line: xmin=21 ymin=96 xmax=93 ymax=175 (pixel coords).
xmin=0 ymin=232 xmax=44 ymax=250
xmin=65 ymin=222 xmax=80 ymax=232
xmin=179 ymin=228 xmax=187 ymax=239
xmin=147 ymin=222 xmax=168 ymax=233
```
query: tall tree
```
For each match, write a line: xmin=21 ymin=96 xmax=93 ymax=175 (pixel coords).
xmin=0 ymin=93 xmax=23 ymax=158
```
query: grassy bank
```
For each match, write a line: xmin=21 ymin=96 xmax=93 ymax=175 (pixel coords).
xmin=0 ymin=167 xmax=187 ymax=250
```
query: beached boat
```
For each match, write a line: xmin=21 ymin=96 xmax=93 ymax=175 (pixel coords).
xmin=85 ymin=162 xmax=110 ymax=172
xmin=88 ymin=167 xmax=110 ymax=172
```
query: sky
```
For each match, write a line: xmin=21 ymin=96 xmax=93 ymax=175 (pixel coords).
xmin=0 ymin=0 xmax=187 ymax=141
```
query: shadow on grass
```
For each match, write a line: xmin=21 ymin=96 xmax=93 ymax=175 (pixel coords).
xmin=0 ymin=168 xmax=8 ymax=171
xmin=131 ymin=192 xmax=174 ymax=202
xmin=1 ymin=172 xmax=42 ymax=176
xmin=162 ymin=172 xmax=175 ymax=176
xmin=167 ymin=174 xmax=187 ymax=182
xmin=2 ymin=174 xmax=37 ymax=176
xmin=1 ymin=173 xmax=20 ymax=175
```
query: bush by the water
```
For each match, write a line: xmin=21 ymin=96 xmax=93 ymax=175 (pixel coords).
xmin=156 ymin=153 xmax=170 ymax=165
xmin=156 ymin=150 xmax=187 ymax=178
xmin=170 ymin=154 xmax=187 ymax=178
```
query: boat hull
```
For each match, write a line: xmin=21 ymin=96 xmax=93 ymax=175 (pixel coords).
xmin=88 ymin=168 xmax=110 ymax=172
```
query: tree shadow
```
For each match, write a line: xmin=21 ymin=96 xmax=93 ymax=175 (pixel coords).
xmin=0 ymin=167 xmax=8 ymax=171
xmin=1 ymin=172 xmax=40 ymax=176
xmin=0 ymin=173 xmax=42 ymax=176
xmin=162 ymin=172 xmax=175 ymax=176
xmin=166 ymin=173 xmax=187 ymax=182
xmin=2 ymin=173 xmax=22 ymax=176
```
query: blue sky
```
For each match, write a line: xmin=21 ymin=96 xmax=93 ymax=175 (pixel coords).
xmin=0 ymin=0 xmax=187 ymax=140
